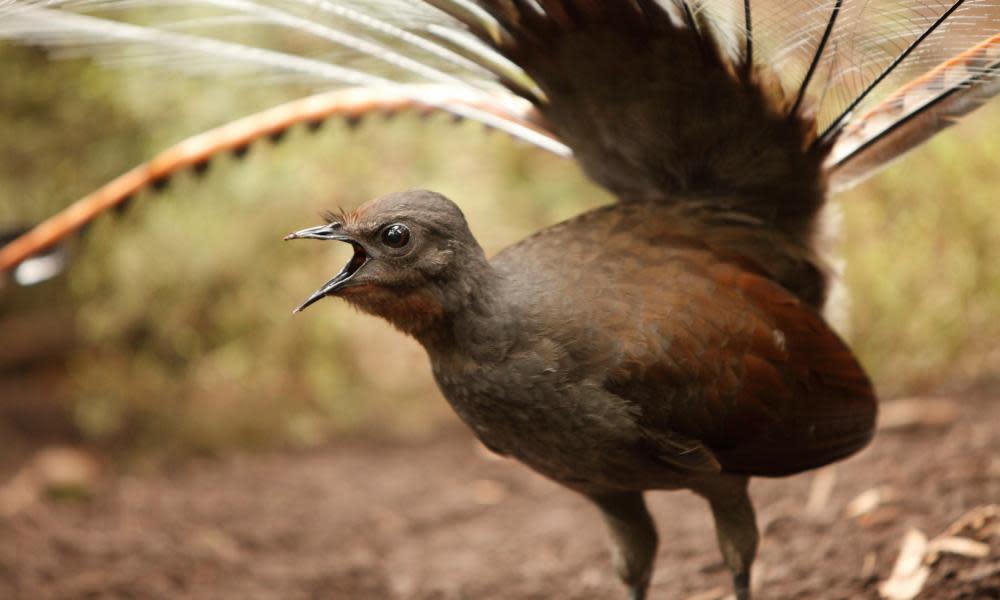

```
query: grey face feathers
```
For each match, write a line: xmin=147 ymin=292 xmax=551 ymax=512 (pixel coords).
xmin=286 ymin=190 xmax=486 ymax=326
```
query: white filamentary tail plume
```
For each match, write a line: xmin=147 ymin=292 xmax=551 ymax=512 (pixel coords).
xmin=0 ymin=0 xmax=996 ymax=273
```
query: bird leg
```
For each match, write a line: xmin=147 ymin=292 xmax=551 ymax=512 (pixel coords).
xmin=696 ymin=476 xmax=758 ymax=600
xmin=589 ymin=491 xmax=659 ymax=600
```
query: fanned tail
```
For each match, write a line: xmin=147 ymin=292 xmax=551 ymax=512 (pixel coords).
xmin=1 ymin=0 xmax=998 ymax=281
xmin=456 ymin=1 xmax=828 ymax=240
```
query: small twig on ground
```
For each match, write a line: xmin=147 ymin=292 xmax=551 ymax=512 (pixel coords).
xmin=925 ymin=536 xmax=990 ymax=564
xmin=878 ymin=505 xmax=998 ymax=599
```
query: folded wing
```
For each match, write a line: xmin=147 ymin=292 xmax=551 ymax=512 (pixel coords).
xmin=603 ymin=252 xmax=876 ymax=477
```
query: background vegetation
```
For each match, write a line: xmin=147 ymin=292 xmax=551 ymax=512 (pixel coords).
xmin=2 ymin=42 xmax=998 ymax=463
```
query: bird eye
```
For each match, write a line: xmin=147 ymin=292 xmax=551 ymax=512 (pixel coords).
xmin=380 ymin=223 xmax=410 ymax=248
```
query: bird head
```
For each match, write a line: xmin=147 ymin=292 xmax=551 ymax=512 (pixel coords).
xmin=286 ymin=190 xmax=485 ymax=335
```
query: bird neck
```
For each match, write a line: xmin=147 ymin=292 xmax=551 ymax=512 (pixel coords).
xmin=412 ymin=260 xmax=516 ymax=362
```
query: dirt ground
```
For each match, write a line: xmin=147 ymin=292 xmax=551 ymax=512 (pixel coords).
xmin=0 ymin=390 xmax=997 ymax=600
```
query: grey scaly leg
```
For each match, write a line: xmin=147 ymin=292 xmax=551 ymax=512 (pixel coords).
xmin=590 ymin=491 xmax=659 ymax=600
xmin=697 ymin=476 xmax=758 ymax=600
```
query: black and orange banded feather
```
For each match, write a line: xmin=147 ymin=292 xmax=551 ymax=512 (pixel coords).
xmin=0 ymin=0 xmax=997 ymax=279
xmin=0 ymin=87 xmax=555 ymax=272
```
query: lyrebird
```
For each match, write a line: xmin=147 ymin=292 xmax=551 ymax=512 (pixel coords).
xmin=1 ymin=2 xmax=997 ymax=598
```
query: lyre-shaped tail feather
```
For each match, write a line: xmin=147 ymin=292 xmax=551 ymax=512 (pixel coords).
xmin=1 ymin=0 xmax=999 ymax=279
xmin=0 ymin=86 xmax=561 ymax=272
xmin=0 ymin=1 xmax=564 ymax=273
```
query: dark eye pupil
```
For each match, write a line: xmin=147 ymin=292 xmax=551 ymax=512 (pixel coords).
xmin=381 ymin=224 xmax=410 ymax=248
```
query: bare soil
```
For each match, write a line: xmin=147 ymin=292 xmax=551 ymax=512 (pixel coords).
xmin=0 ymin=391 xmax=997 ymax=600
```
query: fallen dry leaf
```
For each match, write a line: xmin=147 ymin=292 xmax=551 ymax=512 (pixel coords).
xmin=846 ymin=486 xmax=896 ymax=519
xmin=942 ymin=504 xmax=999 ymax=538
xmin=879 ymin=528 xmax=930 ymax=600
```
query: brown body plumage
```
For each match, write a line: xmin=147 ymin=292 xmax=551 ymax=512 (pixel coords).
xmin=287 ymin=189 xmax=875 ymax=599
xmin=278 ymin=7 xmax=883 ymax=598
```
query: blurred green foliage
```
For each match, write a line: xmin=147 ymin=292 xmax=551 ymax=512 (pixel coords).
xmin=1 ymin=42 xmax=998 ymax=460
xmin=841 ymin=113 xmax=1000 ymax=391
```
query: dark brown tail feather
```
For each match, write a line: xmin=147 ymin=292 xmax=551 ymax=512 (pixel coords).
xmin=469 ymin=1 xmax=829 ymax=245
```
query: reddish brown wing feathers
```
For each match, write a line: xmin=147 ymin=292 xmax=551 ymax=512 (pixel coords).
xmin=605 ymin=251 xmax=875 ymax=478
xmin=707 ymin=265 xmax=876 ymax=476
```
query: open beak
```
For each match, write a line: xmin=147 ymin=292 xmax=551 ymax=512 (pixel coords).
xmin=285 ymin=223 xmax=368 ymax=314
